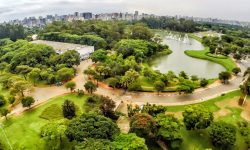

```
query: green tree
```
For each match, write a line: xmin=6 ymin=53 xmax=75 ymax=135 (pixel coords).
xmin=59 ymin=50 xmax=80 ymax=67
xmin=40 ymin=119 xmax=68 ymax=150
xmin=28 ymin=68 xmax=41 ymax=86
xmin=65 ymin=114 xmax=120 ymax=141
xmin=209 ymin=122 xmax=236 ymax=148
xmin=75 ymin=139 xmax=112 ymax=150
xmin=121 ymin=70 xmax=139 ymax=90
xmin=191 ymin=75 xmax=199 ymax=81
xmin=141 ymin=103 xmax=167 ymax=117
xmin=177 ymin=79 xmax=195 ymax=94
xmin=21 ymin=96 xmax=35 ymax=108
xmin=62 ymin=100 xmax=76 ymax=119
xmin=232 ymin=67 xmax=241 ymax=75
xmin=15 ymin=65 xmax=33 ymax=80
xmin=99 ymin=96 xmax=118 ymax=120
xmin=65 ymin=81 xmax=76 ymax=92
xmin=130 ymin=24 xmax=153 ymax=41
xmin=0 ymin=95 xmax=6 ymax=107
xmin=107 ymin=77 xmax=119 ymax=89
xmin=56 ymin=67 xmax=74 ymax=82
xmin=8 ymin=96 xmax=15 ymax=106
xmin=84 ymin=81 xmax=98 ymax=94
xmin=0 ymin=62 xmax=8 ymax=73
xmin=0 ymin=108 xmax=10 ymax=120
xmin=156 ymin=114 xmax=183 ymax=149
xmin=179 ymin=71 xmax=189 ymax=79
xmin=154 ymin=80 xmax=165 ymax=95
xmin=90 ymin=49 xmax=108 ymax=63
xmin=129 ymin=113 xmax=157 ymax=138
xmin=183 ymin=105 xmax=214 ymax=130
xmin=10 ymin=80 xmax=31 ymax=97
xmin=219 ymin=71 xmax=231 ymax=84
xmin=112 ymin=133 xmax=148 ymax=150
xmin=200 ymin=78 xmax=209 ymax=87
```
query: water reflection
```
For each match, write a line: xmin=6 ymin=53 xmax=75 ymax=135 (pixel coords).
xmin=150 ymin=32 xmax=226 ymax=78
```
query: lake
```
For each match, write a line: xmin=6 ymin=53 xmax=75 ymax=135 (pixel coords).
xmin=150 ymin=32 xmax=225 ymax=79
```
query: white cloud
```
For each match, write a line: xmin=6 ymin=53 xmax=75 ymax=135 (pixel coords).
xmin=0 ymin=0 xmax=249 ymax=22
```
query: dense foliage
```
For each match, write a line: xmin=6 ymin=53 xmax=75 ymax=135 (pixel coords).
xmin=0 ymin=24 xmax=26 ymax=41
xmin=209 ymin=122 xmax=236 ymax=147
xmin=202 ymin=34 xmax=250 ymax=59
xmin=156 ymin=114 xmax=183 ymax=149
xmin=40 ymin=119 xmax=68 ymax=149
xmin=21 ymin=96 xmax=35 ymax=108
xmin=112 ymin=133 xmax=148 ymax=150
xmin=0 ymin=40 xmax=79 ymax=84
xmin=41 ymin=20 xmax=126 ymax=49
xmin=62 ymin=100 xmax=76 ymax=119
xmin=129 ymin=113 xmax=157 ymax=138
xmin=139 ymin=17 xmax=200 ymax=32
xmin=183 ymin=105 xmax=214 ymax=130
xmin=65 ymin=114 xmax=120 ymax=142
xmin=40 ymin=32 xmax=107 ymax=50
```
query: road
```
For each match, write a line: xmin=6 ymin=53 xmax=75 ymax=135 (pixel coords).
xmin=10 ymin=59 xmax=249 ymax=115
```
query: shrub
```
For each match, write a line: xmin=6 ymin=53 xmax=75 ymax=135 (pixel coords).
xmin=21 ymin=96 xmax=35 ymax=108
xmin=200 ymin=78 xmax=209 ymax=87
xmin=77 ymin=89 xmax=84 ymax=97
xmin=0 ymin=95 xmax=6 ymax=107
xmin=62 ymin=100 xmax=76 ymax=119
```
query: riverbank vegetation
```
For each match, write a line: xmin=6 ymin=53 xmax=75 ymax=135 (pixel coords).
xmin=185 ymin=48 xmax=236 ymax=72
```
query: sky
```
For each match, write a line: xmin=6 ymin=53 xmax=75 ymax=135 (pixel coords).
xmin=0 ymin=0 xmax=250 ymax=22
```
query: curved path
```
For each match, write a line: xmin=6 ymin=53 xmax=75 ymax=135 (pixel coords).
xmin=10 ymin=58 xmax=249 ymax=115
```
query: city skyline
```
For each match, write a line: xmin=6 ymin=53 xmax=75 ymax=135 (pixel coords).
xmin=0 ymin=0 xmax=250 ymax=23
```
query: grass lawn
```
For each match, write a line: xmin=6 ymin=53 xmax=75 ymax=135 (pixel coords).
xmin=185 ymin=48 xmax=236 ymax=72
xmin=185 ymin=34 xmax=237 ymax=72
xmin=0 ymin=94 xmax=89 ymax=150
xmin=167 ymin=90 xmax=249 ymax=150
xmin=167 ymin=90 xmax=241 ymax=112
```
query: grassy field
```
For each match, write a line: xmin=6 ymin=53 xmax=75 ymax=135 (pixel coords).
xmin=167 ymin=90 xmax=241 ymax=112
xmin=185 ymin=34 xmax=237 ymax=72
xmin=167 ymin=90 xmax=249 ymax=150
xmin=0 ymin=94 xmax=89 ymax=150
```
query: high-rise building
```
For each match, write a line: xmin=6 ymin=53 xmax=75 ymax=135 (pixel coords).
xmin=81 ymin=12 xmax=92 ymax=20
xmin=134 ymin=11 xmax=139 ymax=20
xmin=74 ymin=12 xmax=79 ymax=17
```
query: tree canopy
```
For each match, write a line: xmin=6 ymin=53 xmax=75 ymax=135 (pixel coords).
xmin=183 ymin=105 xmax=214 ymax=130
xmin=65 ymin=114 xmax=120 ymax=142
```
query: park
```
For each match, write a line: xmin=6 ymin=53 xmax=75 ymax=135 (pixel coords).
xmin=0 ymin=19 xmax=250 ymax=149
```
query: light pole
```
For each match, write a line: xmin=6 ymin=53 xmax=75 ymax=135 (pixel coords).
xmin=0 ymin=123 xmax=13 ymax=150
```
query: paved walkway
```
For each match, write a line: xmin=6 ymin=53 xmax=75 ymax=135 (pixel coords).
xmin=11 ymin=59 xmax=249 ymax=115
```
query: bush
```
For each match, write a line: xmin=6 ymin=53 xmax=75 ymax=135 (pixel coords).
xmin=21 ymin=96 xmax=35 ymax=108
xmin=86 ymin=96 xmax=99 ymax=103
xmin=8 ymin=96 xmax=15 ymax=105
xmin=200 ymin=78 xmax=209 ymax=87
xmin=77 ymin=89 xmax=84 ymax=97
xmin=0 ymin=95 xmax=6 ymax=107
xmin=128 ymin=81 xmax=142 ymax=91
xmin=209 ymin=122 xmax=236 ymax=147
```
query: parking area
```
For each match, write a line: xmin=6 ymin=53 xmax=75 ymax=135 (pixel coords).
xmin=31 ymin=40 xmax=94 ymax=60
